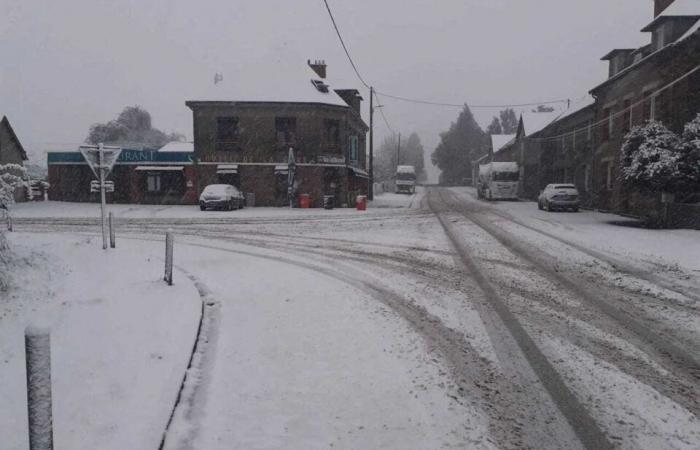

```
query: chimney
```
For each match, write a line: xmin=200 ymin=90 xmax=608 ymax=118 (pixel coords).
xmin=308 ymin=59 xmax=327 ymax=79
xmin=654 ymin=0 xmax=675 ymax=17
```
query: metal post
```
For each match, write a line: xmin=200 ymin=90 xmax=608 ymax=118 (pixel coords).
xmin=368 ymin=86 xmax=374 ymax=200
xmin=25 ymin=326 xmax=53 ymax=450
xmin=7 ymin=212 xmax=12 ymax=232
xmin=98 ymin=143 xmax=107 ymax=250
xmin=164 ymin=232 xmax=174 ymax=285
xmin=109 ymin=212 xmax=115 ymax=248
xmin=397 ymin=133 xmax=401 ymax=167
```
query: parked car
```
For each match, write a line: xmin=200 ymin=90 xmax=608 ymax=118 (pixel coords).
xmin=199 ymin=184 xmax=245 ymax=211
xmin=538 ymin=184 xmax=580 ymax=212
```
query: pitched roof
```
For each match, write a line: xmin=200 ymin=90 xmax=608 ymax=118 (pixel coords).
xmin=642 ymin=0 xmax=700 ymax=31
xmin=186 ymin=62 xmax=350 ymax=108
xmin=519 ymin=110 xmax=564 ymax=137
xmin=552 ymin=95 xmax=595 ymax=123
xmin=0 ymin=115 xmax=28 ymax=161
xmin=490 ymin=134 xmax=515 ymax=153
xmin=158 ymin=141 xmax=193 ymax=152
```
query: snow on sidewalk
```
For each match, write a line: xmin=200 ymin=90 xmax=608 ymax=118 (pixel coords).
xmin=449 ymin=187 xmax=700 ymax=273
xmin=0 ymin=233 xmax=201 ymax=450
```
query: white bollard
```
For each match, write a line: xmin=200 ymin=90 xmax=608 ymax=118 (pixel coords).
xmin=164 ymin=232 xmax=174 ymax=286
xmin=24 ymin=326 xmax=53 ymax=450
xmin=108 ymin=212 xmax=115 ymax=248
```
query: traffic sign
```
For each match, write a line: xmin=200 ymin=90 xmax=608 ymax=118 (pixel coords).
xmin=90 ymin=180 xmax=114 ymax=193
xmin=80 ymin=144 xmax=122 ymax=178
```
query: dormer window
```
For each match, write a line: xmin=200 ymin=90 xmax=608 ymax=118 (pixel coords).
xmin=311 ymin=79 xmax=329 ymax=93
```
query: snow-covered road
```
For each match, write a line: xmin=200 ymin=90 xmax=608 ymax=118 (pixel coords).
xmin=4 ymin=187 xmax=699 ymax=449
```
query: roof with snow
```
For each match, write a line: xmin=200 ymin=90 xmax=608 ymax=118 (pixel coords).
xmin=490 ymin=134 xmax=515 ymax=153
xmin=0 ymin=114 xmax=28 ymax=160
xmin=396 ymin=165 xmax=416 ymax=174
xmin=158 ymin=141 xmax=193 ymax=153
xmin=186 ymin=63 xmax=351 ymax=108
xmin=520 ymin=110 xmax=564 ymax=137
xmin=552 ymin=95 xmax=596 ymax=123
xmin=642 ymin=0 xmax=700 ymax=31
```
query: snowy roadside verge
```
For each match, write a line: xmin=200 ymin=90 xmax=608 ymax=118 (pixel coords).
xmin=0 ymin=233 xmax=202 ymax=450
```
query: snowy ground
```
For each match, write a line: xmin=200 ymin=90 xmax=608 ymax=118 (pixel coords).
xmin=3 ymin=186 xmax=699 ymax=449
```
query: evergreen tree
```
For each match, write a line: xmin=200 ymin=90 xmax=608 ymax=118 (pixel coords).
xmin=375 ymin=132 xmax=426 ymax=182
xmin=486 ymin=117 xmax=503 ymax=135
xmin=499 ymin=108 xmax=518 ymax=134
xmin=431 ymin=104 xmax=486 ymax=184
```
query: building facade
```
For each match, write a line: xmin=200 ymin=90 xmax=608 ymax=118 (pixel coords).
xmin=48 ymin=61 xmax=370 ymax=207
xmin=491 ymin=0 xmax=699 ymax=226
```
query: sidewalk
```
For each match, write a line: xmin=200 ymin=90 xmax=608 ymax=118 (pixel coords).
xmin=0 ymin=233 xmax=201 ymax=450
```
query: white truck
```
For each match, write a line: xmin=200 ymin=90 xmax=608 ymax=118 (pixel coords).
xmin=477 ymin=162 xmax=519 ymax=200
xmin=395 ymin=165 xmax=417 ymax=194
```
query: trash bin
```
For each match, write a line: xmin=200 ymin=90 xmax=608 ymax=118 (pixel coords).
xmin=299 ymin=194 xmax=310 ymax=209
xmin=245 ymin=192 xmax=255 ymax=207
xmin=356 ymin=195 xmax=367 ymax=211
xmin=323 ymin=195 xmax=334 ymax=210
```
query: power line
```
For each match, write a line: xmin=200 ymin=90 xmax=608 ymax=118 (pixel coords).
xmin=374 ymin=90 xmax=570 ymax=109
xmin=321 ymin=0 xmax=569 ymax=111
xmin=528 ymin=64 xmax=700 ymax=143
xmin=373 ymin=91 xmax=395 ymax=135
xmin=322 ymin=0 xmax=370 ymax=89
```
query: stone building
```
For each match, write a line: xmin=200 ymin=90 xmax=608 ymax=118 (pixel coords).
xmin=186 ymin=60 xmax=369 ymax=207
xmin=589 ymin=0 xmax=700 ymax=217
xmin=47 ymin=61 xmax=370 ymax=207
xmin=0 ymin=114 xmax=28 ymax=202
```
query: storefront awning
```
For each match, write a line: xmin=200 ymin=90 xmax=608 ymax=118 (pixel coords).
xmin=216 ymin=164 xmax=238 ymax=174
xmin=351 ymin=167 xmax=369 ymax=178
xmin=135 ymin=165 xmax=184 ymax=171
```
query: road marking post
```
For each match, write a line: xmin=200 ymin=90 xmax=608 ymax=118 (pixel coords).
xmin=108 ymin=212 xmax=115 ymax=248
xmin=24 ymin=326 xmax=53 ymax=450
xmin=164 ymin=232 xmax=174 ymax=285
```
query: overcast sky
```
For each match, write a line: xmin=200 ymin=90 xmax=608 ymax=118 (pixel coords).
xmin=1 ymin=0 xmax=654 ymax=181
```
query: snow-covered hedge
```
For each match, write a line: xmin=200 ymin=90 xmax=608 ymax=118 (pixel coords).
xmin=0 ymin=163 xmax=29 ymax=207
xmin=0 ymin=164 xmax=28 ymax=290
xmin=620 ymin=116 xmax=700 ymax=194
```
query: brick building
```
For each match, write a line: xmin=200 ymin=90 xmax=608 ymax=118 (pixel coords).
xmin=491 ymin=0 xmax=699 ymax=225
xmin=186 ymin=60 xmax=368 ymax=207
xmin=0 ymin=114 xmax=29 ymax=202
xmin=48 ymin=61 xmax=369 ymax=207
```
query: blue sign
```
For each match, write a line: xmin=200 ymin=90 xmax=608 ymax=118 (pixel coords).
xmin=48 ymin=148 xmax=194 ymax=165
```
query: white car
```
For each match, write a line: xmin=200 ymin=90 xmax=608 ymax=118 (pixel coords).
xmin=199 ymin=184 xmax=245 ymax=211
xmin=538 ymin=184 xmax=580 ymax=212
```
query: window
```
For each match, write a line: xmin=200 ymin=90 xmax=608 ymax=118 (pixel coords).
xmin=601 ymin=108 xmax=612 ymax=141
xmin=601 ymin=161 xmax=613 ymax=191
xmin=584 ymin=164 xmax=590 ymax=192
xmin=275 ymin=117 xmax=297 ymax=147
xmin=349 ymin=135 xmax=358 ymax=161
xmin=324 ymin=119 xmax=340 ymax=149
xmin=642 ymin=90 xmax=653 ymax=122
xmin=216 ymin=117 xmax=239 ymax=150
xmin=146 ymin=173 xmax=161 ymax=192
xmin=650 ymin=94 xmax=658 ymax=121
xmin=622 ymin=99 xmax=631 ymax=133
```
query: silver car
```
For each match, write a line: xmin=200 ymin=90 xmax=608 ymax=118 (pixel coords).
xmin=199 ymin=184 xmax=245 ymax=211
xmin=538 ymin=184 xmax=580 ymax=212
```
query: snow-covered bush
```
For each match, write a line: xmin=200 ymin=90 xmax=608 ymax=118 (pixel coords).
xmin=619 ymin=121 xmax=682 ymax=193
xmin=677 ymin=114 xmax=700 ymax=192
xmin=0 ymin=163 xmax=29 ymax=207
xmin=0 ymin=164 xmax=28 ymax=290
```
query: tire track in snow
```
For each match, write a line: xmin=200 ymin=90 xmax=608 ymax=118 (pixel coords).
xmin=427 ymin=188 xmax=613 ymax=450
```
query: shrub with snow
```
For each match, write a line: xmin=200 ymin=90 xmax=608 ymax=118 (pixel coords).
xmin=0 ymin=164 xmax=28 ymax=290
xmin=619 ymin=121 xmax=682 ymax=193
xmin=677 ymin=114 xmax=700 ymax=192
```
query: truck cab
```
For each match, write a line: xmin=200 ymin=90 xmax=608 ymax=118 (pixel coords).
xmin=395 ymin=165 xmax=417 ymax=194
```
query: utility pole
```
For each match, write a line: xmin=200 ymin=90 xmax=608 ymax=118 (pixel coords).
xmin=368 ymin=86 xmax=374 ymax=200
xmin=396 ymin=132 xmax=401 ymax=168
